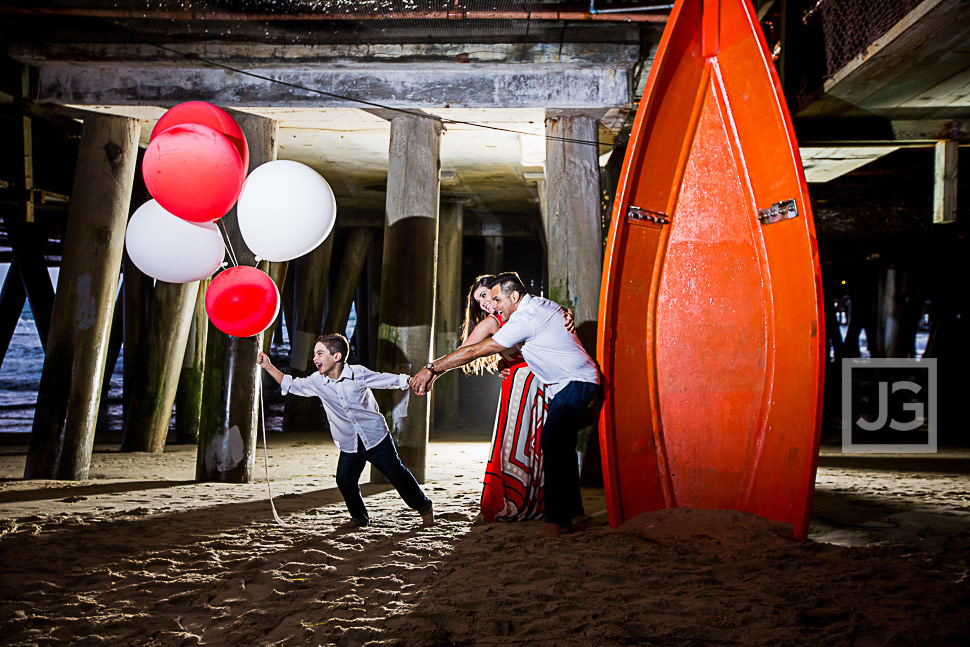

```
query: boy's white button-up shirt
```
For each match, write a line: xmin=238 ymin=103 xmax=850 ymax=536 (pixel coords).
xmin=280 ymin=364 xmax=409 ymax=453
xmin=491 ymin=293 xmax=600 ymax=399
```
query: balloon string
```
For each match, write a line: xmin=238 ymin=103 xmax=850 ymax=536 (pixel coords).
xmin=259 ymin=378 xmax=288 ymax=527
xmin=218 ymin=220 xmax=240 ymax=267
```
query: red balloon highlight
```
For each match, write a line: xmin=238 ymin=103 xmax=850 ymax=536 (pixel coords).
xmin=143 ymin=123 xmax=246 ymax=223
xmin=204 ymin=266 xmax=280 ymax=338
xmin=151 ymin=101 xmax=249 ymax=172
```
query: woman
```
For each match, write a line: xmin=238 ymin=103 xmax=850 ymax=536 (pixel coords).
xmin=458 ymin=274 xmax=571 ymax=521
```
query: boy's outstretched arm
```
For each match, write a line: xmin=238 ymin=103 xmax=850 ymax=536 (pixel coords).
xmin=257 ymin=352 xmax=285 ymax=385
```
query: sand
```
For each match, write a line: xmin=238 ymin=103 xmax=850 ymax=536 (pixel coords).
xmin=1 ymin=435 xmax=968 ymax=647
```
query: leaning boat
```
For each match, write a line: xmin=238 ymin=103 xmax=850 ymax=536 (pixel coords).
xmin=597 ymin=0 xmax=825 ymax=540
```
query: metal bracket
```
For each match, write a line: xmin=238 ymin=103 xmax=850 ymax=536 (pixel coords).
xmin=757 ymin=199 xmax=798 ymax=225
xmin=626 ymin=205 xmax=669 ymax=227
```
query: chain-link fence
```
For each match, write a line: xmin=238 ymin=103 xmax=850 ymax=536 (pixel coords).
xmin=805 ymin=0 xmax=924 ymax=79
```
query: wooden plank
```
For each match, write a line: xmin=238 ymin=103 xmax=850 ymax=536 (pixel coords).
xmin=823 ymin=0 xmax=970 ymax=111
xmin=933 ymin=140 xmax=958 ymax=223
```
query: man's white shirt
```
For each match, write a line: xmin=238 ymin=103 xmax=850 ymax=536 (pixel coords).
xmin=280 ymin=364 xmax=409 ymax=453
xmin=491 ymin=293 xmax=600 ymax=399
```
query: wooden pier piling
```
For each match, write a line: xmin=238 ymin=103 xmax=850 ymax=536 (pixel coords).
xmin=195 ymin=113 xmax=277 ymax=483
xmin=282 ymin=234 xmax=333 ymax=432
xmin=121 ymin=280 xmax=201 ymax=452
xmin=323 ymin=227 xmax=371 ymax=336
xmin=24 ymin=113 xmax=140 ymax=480
xmin=374 ymin=115 xmax=441 ymax=483
xmin=174 ymin=279 xmax=208 ymax=444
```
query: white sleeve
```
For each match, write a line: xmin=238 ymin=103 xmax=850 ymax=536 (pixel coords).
xmin=491 ymin=316 xmax=532 ymax=349
xmin=352 ymin=365 xmax=410 ymax=390
xmin=280 ymin=374 xmax=321 ymax=397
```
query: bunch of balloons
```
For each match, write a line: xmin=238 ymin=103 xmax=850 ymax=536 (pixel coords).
xmin=124 ymin=101 xmax=337 ymax=338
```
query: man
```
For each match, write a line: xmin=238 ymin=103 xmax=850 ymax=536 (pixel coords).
xmin=410 ymin=271 xmax=601 ymax=532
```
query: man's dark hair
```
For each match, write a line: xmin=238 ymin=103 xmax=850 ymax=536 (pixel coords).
xmin=490 ymin=272 xmax=528 ymax=299
xmin=317 ymin=334 xmax=350 ymax=361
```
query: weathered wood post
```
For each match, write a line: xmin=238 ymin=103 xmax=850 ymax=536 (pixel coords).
xmin=0 ymin=260 xmax=27 ymax=363
xmin=1 ymin=212 xmax=55 ymax=350
xmin=175 ymin=279 xmax=208 ymax=444
xmin=433 ymin=200 xmax=463 ymax=434
xmin=545 ymin=110 xmax=603 ymax=487
xmin=374 ymin=115 xmax=441 ymax=483
xmin=260 ymin=261 xmax=287 ymax=355
xmin=123 ymin=153 xmax=152 ymax=417
xmin=356 ymin=231 xmax=383 ymax=369
xmin=24 ymin=113 xmax=140 ymax=480
xmin=282 ymin=234 xmax=333 ymax=432
xmin=323 ymin=227 xmax=372 ymax=335
xmin=121 ymin=280 xmax=201 ymax=452
xmin=544 ymin=111 xmax=603 ymax=354
xmin=196 ymin=113 xmax=277 ymax=483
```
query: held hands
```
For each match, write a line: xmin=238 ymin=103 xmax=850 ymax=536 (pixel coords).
xmin=409 ymin=368 xmax=434 ymax=396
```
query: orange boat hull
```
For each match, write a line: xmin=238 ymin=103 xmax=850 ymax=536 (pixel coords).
xmin=597 ymin=0 xmax=824 ymax=540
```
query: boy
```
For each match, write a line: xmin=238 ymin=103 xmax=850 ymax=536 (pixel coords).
xmin=257 ymin=334 xmax=433 ymax=528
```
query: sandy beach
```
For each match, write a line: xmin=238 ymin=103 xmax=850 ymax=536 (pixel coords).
xmin=1 ymin=434 xmax=968 ymax=646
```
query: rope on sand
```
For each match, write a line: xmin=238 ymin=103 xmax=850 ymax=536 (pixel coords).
xmin=259 ymin=381 xmax=288 ymax=527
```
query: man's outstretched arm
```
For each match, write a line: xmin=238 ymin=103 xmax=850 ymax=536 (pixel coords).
xmin=410 ymin=338 xmax=507 ymax=395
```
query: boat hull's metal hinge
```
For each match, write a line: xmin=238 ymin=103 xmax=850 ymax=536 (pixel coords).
xmin=758 ymin=199 xmax=798 ymax=225
xmin=626 ymin=205 xmax=670 ymax=227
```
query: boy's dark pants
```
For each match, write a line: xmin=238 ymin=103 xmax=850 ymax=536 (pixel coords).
xmin=541 ymin=380 xmax=602 ymax=527
xmin=336 ymin=434 xmax=432 ymax=526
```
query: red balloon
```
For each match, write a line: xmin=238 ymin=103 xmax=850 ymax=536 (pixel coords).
xmin=204 ymin=266 xmax=280 ymax=337
xmin=143 ymin=123 xmax=246 ymax=223
xmin=151 ymin=101 xmax=249 ymax=172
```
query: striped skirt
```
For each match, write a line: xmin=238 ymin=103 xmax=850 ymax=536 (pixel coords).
xmin=481 ymin=361 xmax=548 ymax=521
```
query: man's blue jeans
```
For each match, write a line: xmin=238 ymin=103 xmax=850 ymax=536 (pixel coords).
xmin=541 ymin=380 xmax=602 ymax=527
xmin=335 ymin=434 xmax=432 ymax=526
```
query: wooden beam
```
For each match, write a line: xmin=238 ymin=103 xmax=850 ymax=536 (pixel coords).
xmin=19 ymin=65 xmax=34 ymax=223
xmin=795 ymin=118 xmax=970 ymax=145
xmin=933 ymin=140 xmax=958 ymax=224
xmin=34 ymin=63 xmax=632 ymax=110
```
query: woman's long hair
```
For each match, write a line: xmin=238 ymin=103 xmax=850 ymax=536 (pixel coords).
xmin=459 ymin=274 xmax=500 ymax=375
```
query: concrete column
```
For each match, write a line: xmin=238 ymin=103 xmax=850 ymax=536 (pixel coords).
xmin=121 ymin=280 xmax=201 ymax=452
xmin=282 ymin=234 xmax=333 ymax=432
xmin=196 ymin=113 xmax=277 ymax=483
xmin=324 ymin=227 xmax=372 ymax=335
xmin=433 ymin=200 xmax=464 ymax=434
xmin=544 ymin=112 xmax=603 ymax=353
xmin=24 ymin=113 xmax=140 ymax=480
xmin=374 ymin=115 xmax=441 ymax=483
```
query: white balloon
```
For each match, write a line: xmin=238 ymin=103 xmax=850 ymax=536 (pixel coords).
xmin=236 ymin=160 xmax=337 ymax=262
xmin=125 ymin=199 xmax=226 ymax=283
